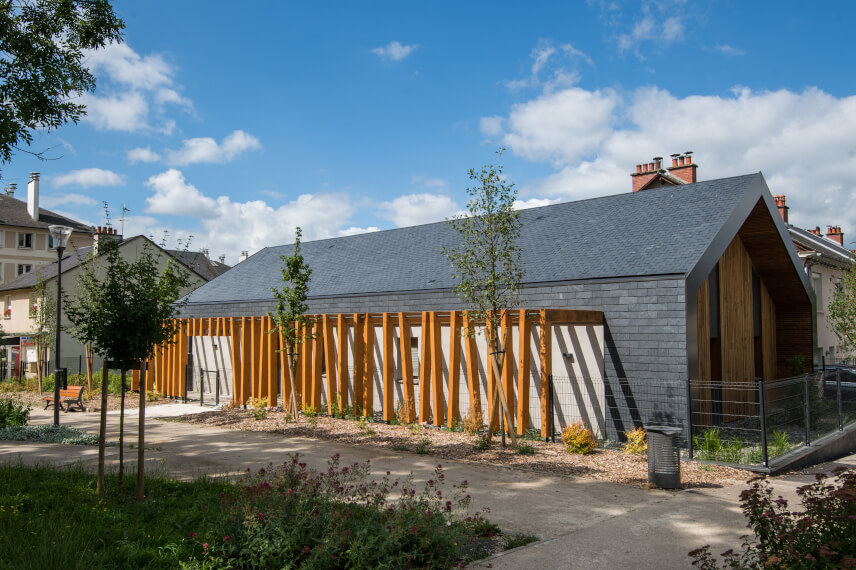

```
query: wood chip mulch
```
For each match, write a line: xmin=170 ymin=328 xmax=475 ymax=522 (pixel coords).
xmin=4 ymin=389 xmax=174 ymax=412
xmin=169 ymin=409 xmax=752 ymax=489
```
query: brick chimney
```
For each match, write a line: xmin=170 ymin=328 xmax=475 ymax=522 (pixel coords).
xmin=826 ymin=225 xmax=844 ymax=246
xmin=630 ymin=157 xmax=664 ymax=192
xmin=27 ymin=172 xmax=39 ymax=221
xmin=93 ymin=226 xmax=122 ymax=255
xmin=773 ymin=194 xmax=789 ymax=223
xmin=667 ymin=152 xmax=697 ymax=184
xmin=809 ymin=226 xmax=822 ymax=236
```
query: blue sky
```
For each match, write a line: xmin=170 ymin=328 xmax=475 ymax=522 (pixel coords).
xmin=6 ymin=1 xmax=856 ymax=262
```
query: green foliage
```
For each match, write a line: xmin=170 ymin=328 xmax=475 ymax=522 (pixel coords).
xmin=689 ymin=467 xmax=856 ymax=568
xmin=787 ymin=354 xmax=807 ymax=375
xmin=414 ymin=436 xmax=431 ymax=454
xmin=30 ymin=272 xmax=56 ymax=382
xmin=623 ymin=426 xmax=648 ymax=455
xmin=473 ymin=434 xmax=491 ymax=451
xmin=515 ymin=442 xmax=536 ymax=455
xmin=269 ymin=227 xmax=315 ymax=416
xmin=828 ymin=263 xmax=856 ymax=354
xmin=64 ymin=234 xmax=193 ymax=368
xmin=0 ymin=398 xmax=30 ymax=427
xmin=356 ymin=416 xmax=375 ymax=436
xmin=0 ymin=1 xmax=124 ymax=170
xmin=504 ymin=533 xmax=539 ymax=550
xmin=0 ymin=424 xmax=97 ymax=444
xmin=249 ymin=397 xmax=271 ymax=420
xmin=561 ymin=422 xmax=599 ymax=455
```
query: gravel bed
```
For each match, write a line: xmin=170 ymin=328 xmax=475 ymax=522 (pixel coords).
xmin=169 ymin=409 xmax=751 ymax=489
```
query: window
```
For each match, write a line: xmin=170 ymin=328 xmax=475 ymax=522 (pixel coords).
xmin=3 ymin=295 xmax=10 ymax=319
xmin=47 ymin=234 xmax=55 ymax=249
xmin=17 ymin=264 xmax=32 ymax=276
xmin=812 ymin=273 xmax=823 ymax=309
xmin=0 ymin=232 xmax=3 ymax=247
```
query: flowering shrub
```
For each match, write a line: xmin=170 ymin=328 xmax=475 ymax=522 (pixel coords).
xmin=690 ymin=467 xmax=856 ymax=568
xmin=194 ymin=453 xmax=494 ymax=568
xmin=0 ymin=398 xmax=30 ymax=428
xmin=249 ymin=397 xmax=274 ymax=420
xmin=561 ymin=421 xmax=599 ymax=455
xmin=623 ymin=427 xmax=647 ymax=455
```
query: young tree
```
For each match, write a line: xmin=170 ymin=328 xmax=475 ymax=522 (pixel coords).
xmin=444 ymin=149 xmax=523 ymax=447
xmin=0 ymin=1 xmax=124 ymax=174
xmin=828 ymin=262 xmax=856 ymax=355
xmin=269 ymin=227 xmax=315 ymax=418
xmin=64 ymin=236 xmax=191 ymax=497
xmin=30 ymin=272 xmax=56 ymax=395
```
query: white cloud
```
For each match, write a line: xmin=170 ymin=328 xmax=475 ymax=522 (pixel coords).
xmin=505 ymin=40 xmax=591 ymax=92
xmin=371 ymin=41 xmax=418 ymax=62
xmin=81 ymin=42 xmax=192 ymax=133
xmin=166 ymin=130 xmax=262 ymax=165
xmin=713 ymin=44 xmax=746 ymax=56
xmin=127 ymin=146 xmax=161 ymax=164
xmin=513 ymin=197 xmax=561 ymax=210
xmin=339 ymin=226 xmax=381 ymax=237
xmin=378 ymin=193 xmax=459 ymax=227
xmin=484 ymin=84 xmax=856 ymax=237
xmin=53 ymin=168 xmax=125 ymax=188
xmin=612 ymin=2 xmax=687 ymax=58
xmin=480 ymin=116 xmax=504 ymax=136
xmin=411 ymin=175 xmax=448 ymax=190
xmin=142 ymin=169 xmax=356 ymax=263
xmin=40 ymin=193 xmax=98 ymax=208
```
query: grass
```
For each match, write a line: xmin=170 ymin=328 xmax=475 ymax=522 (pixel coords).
xmin=504 ymin=533 xmax=539 ymax=550
xmin=0 ymin=456 xmax=498 ymax=569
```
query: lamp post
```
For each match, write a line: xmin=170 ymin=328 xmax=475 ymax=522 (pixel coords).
xmin=49 ymin=225 xmax=73 ymax=426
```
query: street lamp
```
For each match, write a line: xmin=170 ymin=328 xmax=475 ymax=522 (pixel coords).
xmin=49 ymin=225 xmax=73 ymax=426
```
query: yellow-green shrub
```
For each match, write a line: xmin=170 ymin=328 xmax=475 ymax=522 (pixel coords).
xmin=623 ymin=427 xmax=647 ymax=455
xmin=561 ymin=422 xmax=599 ymax=455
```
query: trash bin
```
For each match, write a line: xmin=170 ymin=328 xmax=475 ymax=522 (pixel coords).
xmin=645 ymin=425 xmax=682 ymax=489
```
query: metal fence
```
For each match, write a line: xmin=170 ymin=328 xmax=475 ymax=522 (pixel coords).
xmin=689 ymin=368 xmax=856 ymax=468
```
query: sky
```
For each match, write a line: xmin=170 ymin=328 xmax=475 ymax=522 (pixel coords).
xmin=5 ymin=0 xmax=856 ymax=263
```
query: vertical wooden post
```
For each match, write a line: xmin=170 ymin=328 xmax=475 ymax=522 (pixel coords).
xmin=179 ymin=321 xmax=189 ymax=399
xmin=311 ymin=321 xmax=323 ymax=409
xmin=382 ymin=313 xmax=394 ymax=421
xmin=539 ymin=310 xmax=552 ymax=438
xmin=419 ymin=311 xmax=432 ymax=424
xmin=364 ymin=315 xmax=375 ymax=417
xmin=486 ymin=323 xmax=499 ymax=434
xmin=398 ymin=313 xmax=416 ymax=423
xmin=464 ymin=312 xmax=481 ymax=421
xmin=448 ymin=310 xmax=461 ymax=427
xmin=501 ymin=312 xmax=514 ymax=436
xmin=337 ymin=313 xmax=348 ymax=412
xmin=241 ymin=316 xmax=251 ymax=405
xmin=323 ymin=316 xmax=336 ymax=414
xmin=431 ymin=311 xmax=444 ymax=427
xmin=517 ymin=310 xmax=531 ymax=435
xmin=279 ymin=331 xmax=291 ymax=409
xmin=302 ymin=322 xmax=313 ymax=409
xmin=353 ymin=314 xmax=364 ymax=414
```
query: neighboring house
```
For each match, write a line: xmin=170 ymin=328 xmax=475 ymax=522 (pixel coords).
xmin=168 ymin=156 xmax=813 ymax=440
xmin=0 ymin=228 xmax=225 ymax=377
xmin=0 ymin=173 xmax=94 ymax=285
xmin=773 ymin=195 xmax=856 ymax=363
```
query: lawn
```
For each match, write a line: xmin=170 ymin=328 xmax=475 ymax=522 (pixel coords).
xmin=0 ymin=456 xmax=500 ymax=569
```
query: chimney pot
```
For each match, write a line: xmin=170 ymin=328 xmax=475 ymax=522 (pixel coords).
xmin=648 ymin=162 xmax=654 ymax=171
xmin=636 ymin=164 xmax=642 ymax=173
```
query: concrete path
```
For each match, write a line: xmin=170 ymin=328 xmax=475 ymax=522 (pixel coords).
xmin=2 ymin=405 xmax=854 ymax=569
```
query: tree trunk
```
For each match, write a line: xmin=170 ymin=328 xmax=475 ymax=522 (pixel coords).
xmin=118 ymin=368 xmax=126 ymax=492
xmin=487 ymin=322 xmax=517 ymax=447
xmin=285 ymin=346 xmax=299 ymax=417
xmin=85 ymin=344 xmax=94 ymax=396
xmin=137 ymin=361 xmax=146 ymax=501
xmin=96 ymin=362 xmax=109 ymax=495
xmin=36 ymin=342 xmax=43 ymax=396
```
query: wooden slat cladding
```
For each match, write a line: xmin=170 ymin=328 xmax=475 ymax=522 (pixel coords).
xmin=776 ymin=307 xmax=813 ymax=377
xmin=718 ymin=236 xmax=755 ymax=418
xmin=760 ymin=281 xmax=777 ymax=381
xmin=696 ymin=278 xmax=711 ymax=381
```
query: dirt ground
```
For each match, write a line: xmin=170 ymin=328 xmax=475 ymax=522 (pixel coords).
xmin=170 ymin=407 xmax=751 ymax=489
xmin=3 ymin=388 xmax=173 ymax=413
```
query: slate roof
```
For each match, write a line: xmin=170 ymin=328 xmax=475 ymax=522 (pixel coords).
xmin=0 ymin=194 xmax=94 ymax=232
xmin=183 ymin=173 xmax=765 ymax=306
xmin=788 ymin=225 xmax=855 ymax=266
xmin=168 ymin=250 xmax=231 ymax=281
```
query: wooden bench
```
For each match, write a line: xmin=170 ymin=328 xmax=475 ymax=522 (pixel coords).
xmin=43 ymin=385 xmax=86 ymax=412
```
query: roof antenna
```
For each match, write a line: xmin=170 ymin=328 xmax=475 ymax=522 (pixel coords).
xmin=120 ymin=204 xmax=130 ymax=236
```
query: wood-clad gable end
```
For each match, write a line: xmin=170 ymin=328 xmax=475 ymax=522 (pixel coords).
xmin=148 ymin=310 xmax=604 ymax=438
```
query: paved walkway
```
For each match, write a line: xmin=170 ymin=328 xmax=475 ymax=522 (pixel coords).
xmin=2 ymin=405 xmax=854 ymax=569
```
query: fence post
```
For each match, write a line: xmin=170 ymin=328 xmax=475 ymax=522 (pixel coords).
xmin=837 ymin=368 xmax=843 ymax=431
xmin=758 ymin=378 xmax=768 ymax=468
xmin=549 ymin=374 xmax=556 ymax=443
xmin=685 ymin=378 xmax=694 ymax=460
xmin=78 ymin=355 xmax=82 ymax=375
xmin=804 ymin=373 xmax=811 ymax=446
xmin=216 ymin=370 xmax=221 ymax=406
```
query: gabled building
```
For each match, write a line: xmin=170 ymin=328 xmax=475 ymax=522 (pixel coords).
xmin=0 ymin=229 xmax=228 ymax=378
xmin=773 ymin=195 xmax=855 ymax=363
xmin=0 ymin=173 xmax=93 ymax=285
xmin=171 ymin=162 xmax=814 ymax=439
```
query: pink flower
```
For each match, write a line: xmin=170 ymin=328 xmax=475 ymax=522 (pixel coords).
xmin=224 ymin=536 xmax=230 ymax=542
xmin=303 ymin=545 xmax=311 ymax=554
xmin=189 ymin=532 xmax=197 ymax=538
xmin=203 ymin=543 xmax=209 ymax=550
